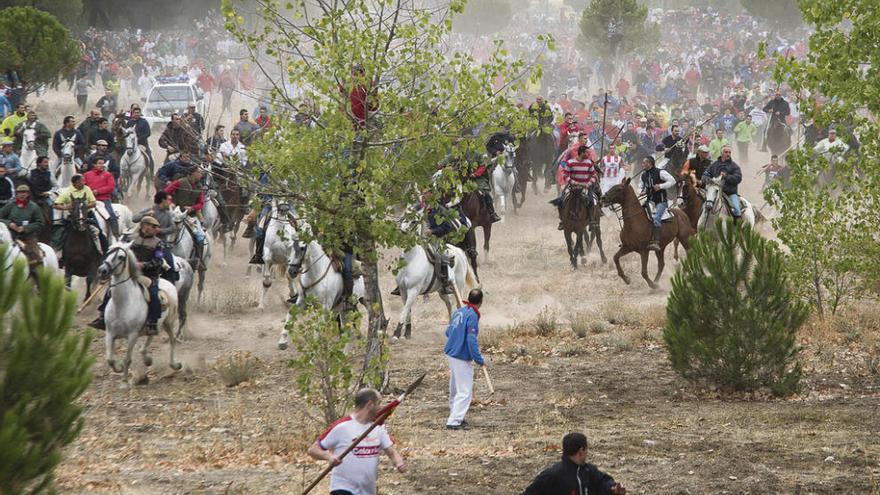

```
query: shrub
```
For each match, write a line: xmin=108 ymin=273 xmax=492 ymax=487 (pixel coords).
xmin=533 ymin=307 xmax=559 ymax=337
xmin=216 ymin=351 xmax=259 ymax=387
xmin=0 ymin=248 xmax=94 ymax=494
xmin=665 ymin=222 xmax=808 ymax=395
xmin=599 ymin=301 xmax=639 ymax=326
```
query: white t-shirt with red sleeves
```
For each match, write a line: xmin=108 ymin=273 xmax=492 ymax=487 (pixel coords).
xmin=318 ymin=415 xmax=393 ymax=495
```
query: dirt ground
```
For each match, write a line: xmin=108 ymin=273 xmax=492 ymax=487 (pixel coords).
xmin=32 ymin=87 xmax=879 ymax=494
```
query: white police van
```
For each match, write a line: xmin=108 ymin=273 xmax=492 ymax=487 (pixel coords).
xmin=142 ymin=76 xmax=205 ymax=131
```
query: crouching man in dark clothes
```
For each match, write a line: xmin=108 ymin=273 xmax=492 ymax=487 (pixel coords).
xmin=521 ymin=432 xmax=626 ymax=495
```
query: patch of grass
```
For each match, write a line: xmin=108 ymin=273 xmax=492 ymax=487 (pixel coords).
xmin=640 ymin=305 xmax=667 ymax=329
xmin=506 ymin=344 xmax=529 ymax=358
xmin=480 ymin=326 xmax=506 ymax=350
xmin=633 ymin=327 xmax=660 ymax=343
xmin=533 ymin=307 xmax=559 ymax=337
xmin=216 ymin=351 xmax=259 ymax=387
xmin=199 ymin=285 xmax=259 ymax=314
xmin=570 ymin=313 xmax=592 ymax=338
xmin=599 ymin=301 xmax=640 ymax=326
xmin=601 ymin=333 xmax=633 ymax=352
xmin=589 ymin=320 xmax=609 ymax=334
xmin=558 ymin=343 xmax=581 ymax=357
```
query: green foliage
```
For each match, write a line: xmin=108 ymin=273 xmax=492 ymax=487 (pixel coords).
xmin=0 ymin=0 xmax=83 ymax=24
xmin=740 ymin=0 xmax=803 ymax=29
xmin=765 ymin=0 xmax=880 ymax=313
xmin=664 ymin=223 xmax=807 ymax=395
xmin=0 ymin=7 xmax=80 ymax=96
xmin=453 ymin=0 xmax=513 ymax=35
xmin=0 ymin=247 xmax=94 ymax=494
xmin=577 ymin=0 xmax=659 ymax=61
xmin=286 ymin=298 xmax=383 ymax=424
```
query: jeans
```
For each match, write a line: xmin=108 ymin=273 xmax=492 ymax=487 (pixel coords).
xmin=146 ymin=280 xmax=161 ymax=322
xmin=726 ymin=193 xmax=742 ymax=217
xmin=652 ymin=201 xmax=668 ymax=227
xmin=102 ymin=199 xmax=118 ymax=230
xmin=253 ymin=203 xmax=272 ymax=241
xmin=191 ymin=218 xmax=205 ymax=243
xmin=162 ymin=249 xmax=178 ymax=282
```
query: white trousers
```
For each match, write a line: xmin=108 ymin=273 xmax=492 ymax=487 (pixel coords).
xmin=446 ymin=355 xmax=474 ymax=426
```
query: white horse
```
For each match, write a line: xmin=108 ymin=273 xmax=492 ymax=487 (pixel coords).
xmin=0 ymin=222 xmax=61 ymax=277
xmin=491 ymin=142 xmax=518 ymax=216
xmin=392 ymin=244 xmax=479 ymax=340
xmin=698 ymin=176 xmax=762 ymax=232
xmin=54 ymin=136 xmax=78 ymax=189
xmin=202 ymin=191 xmax=224 ymax=241
xmin=119 ymin=127 xmax=148 ymax=198
xmin=257 ymin=201 xmax=299 ymax=310
xmin=168 ymin=207 xmax=213 ymax=303
xmin=97 ymin=243 xmax=181 ymax=388
xmin=276 ymin=234 xmax=367 ymax=350
xmin=94 ymin=201 xmax=134 ymax=246
xmin=170 ymin=255 xmax=194 ymax=338
xmin=20 ymin=125 xmax=38 ymax=173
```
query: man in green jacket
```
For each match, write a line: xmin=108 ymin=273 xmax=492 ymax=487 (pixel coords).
xmin=708 ymin=128 xmax=730 ymax=162
xmin=733 ymin=115 xmax=758 ymax=164
xmin=0 ymin=184 xmax=45 ymax=269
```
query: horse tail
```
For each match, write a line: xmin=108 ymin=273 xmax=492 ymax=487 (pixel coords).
xmin=464 ymin=257 xmax=480 ymax=291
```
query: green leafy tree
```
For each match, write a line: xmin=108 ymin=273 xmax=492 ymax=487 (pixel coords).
xmin=0 ymin=0 xmax=83 ymax=25
xmin=578 ymin=0 xmax=660 ymax=63
xmin=0 ymin=248 xmax=94 ymax=494
xmin=222 ymin=0 xmax=545 ymax=385
xmin=0 ymin=7 xmax=80 ymax=97
xmin=740 ymin=0 xmax=803 ymax=29
xmin=453 ymin=0 xmax=513 ymax=35
xmin=763 ymin=0 xmax=880 ymax=313
xmin=664 ymin=223 xmax=808 ymax=395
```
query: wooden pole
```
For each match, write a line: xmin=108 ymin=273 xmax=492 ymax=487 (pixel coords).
xmin=450 ymin=281 xmax=493 ymax=395
xmin=77 ymin=280 xmax=108 ymax=313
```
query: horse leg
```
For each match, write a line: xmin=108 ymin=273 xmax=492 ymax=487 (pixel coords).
xmin=165 ymin=316 xmax=182 ymax=371
xmin=673 ymin=238 xmax=679 ymax=261
xmin=120 ymin=332 xmax=137 ymax=387
xmin=639 ymin=250 xmax=657 ymax=289
xmin=654 ymin=247 xmax=666 ymax=284
xmin=197 ymin=267 xmax=206 ymax=304
xmin=564 ymin=230 xmax=576 ymax=268
xmin=140 ymin=335 xmax=154 ymax=367
xmin=613 ymin=246 xmax=632 ymax=285
xmin=482 ymin=225 xmax=491 ymax=264
xmin=593 ymin=225 xmax=607 ymax=264
xmin=439 ymin=293 xmax=454 ymax=319
xmin=105 ymin=331 xmax=122 ymax=373
xmin=394 ymin=288 xmax=415 ymax=339
xmin=258 ymin=264 xmax=273 ymax=309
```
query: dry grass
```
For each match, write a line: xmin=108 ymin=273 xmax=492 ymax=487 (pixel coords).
xmin=216 ymin=351 xmax=259 ymax=387
xmin=640 ymin=304 xmax=667 ymax=329
xmin=599 ymin=301 xmax=640 ymax=326
xmin=601 ymin=333 xmax=633 ymax=352
xmin=198 ymin=284 xmax=260 ymax=314
xmin=533 ymin=306 xmax=559 ymax=336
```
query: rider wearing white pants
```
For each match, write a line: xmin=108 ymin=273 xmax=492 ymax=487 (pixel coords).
xmin=701 ymin=146 xmax=743 ymax=224
xmin=443 ymin=288 xmax=485 ymax=430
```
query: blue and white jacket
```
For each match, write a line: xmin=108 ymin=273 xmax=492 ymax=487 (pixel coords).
xmin=444 ymin=303 xmax=484 ymax=365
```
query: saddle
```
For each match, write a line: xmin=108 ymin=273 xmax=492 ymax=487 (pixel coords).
xmin=425 ymin=244 xmax=455 ymax=268
xmin=563 ymin=186 xmax=596 ymax=206
xmin=15 ymin=238 xmax=44 ymax=265
xmin=94 ymin=201 xmax=115 ymax=221
xmin=327 ymin=253 xmax=363 ymax=278
xmin=643 ymin=202 xmax=674 ymax=223
xmin=136 ymin=276 xmax=171 ymax=310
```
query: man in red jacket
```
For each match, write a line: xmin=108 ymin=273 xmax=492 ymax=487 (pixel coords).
xmin=83 ymin=157 xmax=119 ymax=236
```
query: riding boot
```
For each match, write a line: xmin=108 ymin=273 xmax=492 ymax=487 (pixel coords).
xmin=242 ymin=220 xmax=256 ymax=238
xmin=193 ymin=240 xmax=205 ymax=270
xmin=648 ymin=226 xmax=661 ymax=252
xmin=109 ymin=217 xmax=120 ymax=237
xmin=439 ymin=257 xmax=454 ymax=295
xmin=485 ymin=196 xmax=501 ymax=223
xmin=732 ymin=215 xmax=741 ymax=227
xmin=390 ymin=286 xmax=401 ymax=296
xmin=90 ymin=290 xmax=112 ymax=329
xmin=341 ymin=273 xmax=355 ymax=312
xmin=249 ymin=233 xmax=265 ymax=265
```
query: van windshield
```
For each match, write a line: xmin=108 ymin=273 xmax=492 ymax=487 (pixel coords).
xmin=148 ymin=86 xmax=192 ymax=103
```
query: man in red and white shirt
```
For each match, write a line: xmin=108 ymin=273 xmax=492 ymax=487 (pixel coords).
xmin=82 ymin=157 xmax=119 ymax=236
xmin=550 ymin=145 xmax=599 ymax=229
xmin=600 ymin=147 xmax=625 ymax=194
xmin=308 ymin=388 xmax=406 ymax=495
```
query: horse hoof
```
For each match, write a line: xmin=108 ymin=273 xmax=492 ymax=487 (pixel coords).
xmin=143 ymin=356 xmax=153 ymax=367
xmin=622 ymin=277 xmax=631 ymax=285
xmin=134 ymin=375 xmax=150 ymax=386
xmin=170 ymin=362 xmax=182 ymax=371
xmin=278 ymin=342 xmax=288 ymax=350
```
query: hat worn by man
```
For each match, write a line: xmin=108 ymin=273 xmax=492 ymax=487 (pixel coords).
xmin=16 ymin=184 xmax=31 ymax=193
xmin=698 ymin=145 xmax=710 ymax=153
xmin=140 ymin=216 xmax=160 ymax=227
xmin=96 ymin=139 xmax=109 ymax=146
xmin=1 ymin=140 xmax=13 ymax=146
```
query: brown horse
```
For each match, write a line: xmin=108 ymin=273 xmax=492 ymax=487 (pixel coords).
xmin=674 ymin=173 xmax=703 ymax=260
xmin=585 ymin=187 xmax=607 ymax=264
xmin=601 ymin=178 xmax=694 ymax=289
xmin=210 ymin=163 xmax=245 ymax=256
xmin=559 ymin=185 xmax=590 ymax=269
xmin=461 ymin=192 xmax=492 ymax=266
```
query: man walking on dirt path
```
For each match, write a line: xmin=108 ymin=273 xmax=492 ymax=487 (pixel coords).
xmin=307 ymin=388 xmax=406 ymax=495
xmin=444 ymin=288 xmax=485 ymax=430
xmin=521 ymin=432 xmax=627 ymax=495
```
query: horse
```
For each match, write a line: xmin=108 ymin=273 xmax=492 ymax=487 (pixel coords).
xmin=172 ymin=255 xmax=194 ymax=337
xmin=98 ymin=243 xmax=181 ymax=388
xmin=512 ymin=139 xmax=531 ymax=209
xmin=168 ymin=207 xmax=213 ymax=303
xmin=584 ymin=186 xmax=607 ymax=264
xmin=697 ymin=176 xmax=762 ymax=233
xmin=559 ymin=185 xmax=590 ymax=269
xmin=522 ymin=132 xmax=558 ymax=193
xmin=210 ymin=163 xmax=245 ymax=256
xmin=461 ymin=192 xmax=493 ymax=265
xmin=491 ymin=142 xmax=518 ymax=217
xmin=201 ymin=191 xmax=224 ymax=241
xmin=257 ymin=201 xmax=299 ymax=310
xmin=765 ymin=117 xmax=792 ymax=163
xmin=62 ymin=198 xmax=102 ymax=300
xmin=674 ymin=174 xmax=703 ymax=260
xmin=601 ymin=178 xmax=694 ymax=289
xmin=54 ymin=136 xmax=78 ymax=188
xmin=93 ymin=201 xmax=134 ymax=246
xmin=119 ymin=127 xmax=149 ymax=198
xmin=20 ymin=125 xmax=38 ymax=173
xmin=391 ymin=244 xmax=479 ymax=340
xmin=0 ymin=222 xmax=60 ymax=279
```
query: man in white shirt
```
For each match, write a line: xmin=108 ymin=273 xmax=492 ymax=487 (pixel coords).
xmin=308 ymin=388 xmax=406 ymax=495
xmin=217 ymin=129 xmax=247 ymax=167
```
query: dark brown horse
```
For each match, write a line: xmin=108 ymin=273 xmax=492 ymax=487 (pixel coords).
xmin=585 ymin=186 xmax=607 ymax=264
xmin=601 ymin=178 xmax=694 ymax=289
xmin=559 ymin=185 xmax=590 ymax=268
xmin=461 ymin=192 xmax=492 ymax=268
xmin=62 ymin=198 xmax=102 ymax=299
xmin=210 ymin=163 xmax=245 ymax=256
xmin=674 ymin=173 xmax=703 ymax=260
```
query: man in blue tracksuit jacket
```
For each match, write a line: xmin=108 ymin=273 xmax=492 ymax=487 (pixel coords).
xmin=444 ymin=288 xmax=485 ymax=430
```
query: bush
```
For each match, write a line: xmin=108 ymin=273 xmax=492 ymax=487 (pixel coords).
xmin=0 ymin=248 xmax=94 ymax=494
xmin=533 ymin=307 xmax=559 ymax=337
xmin=216 ymin=351 xmax=259 ymax=387
xmin=664 ymin=222 xmax=809 ymax=395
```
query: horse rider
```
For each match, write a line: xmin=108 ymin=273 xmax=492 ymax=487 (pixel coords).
xmin=661 ymin=124 xmax=689 ymax=177
xmin=156 ymin=150 xmax=197 ymax=190
xmin=13 ymin=111 xmax=51 ymax=156
xmin=82 ymin=140 xmax=120 ymax=186
xmin=813 ymin=127 xmax=849 ymax=163
xmin=485 ymin=126 xmax=515 ymax=159
xmin=0 ymin=184 xmax=45 ymax=273
xmin=87 ymin=118 xmax=115 ymax=150
xmin=158 ymin=113 xmax=200 ymax=162
xmin=557 ymin=112 xmax=581 ymax=157
xmin=124 ymin=105 xmax=155 ymax=172
xmin=761 ymin=90 xmax=790 ymax=152
xmin=528 ymin=96 xmax=555 ymax=136
xmin=90 ymin=216 xmax=168 ymax=335
xmin=701 ymin=145 xmax=743 ymax=225
xmin=53 ymin=174 xmax=107 ymax=255
xmin=52 ymin=116 xmax=87 ymax=162
xmin=680 ymin=144 xmax=712 ymax=182
xmin=131 ymin=190 xmax=178 ymax=279
xmin=26 ymin=156 xmax=59 ymax=228
xmin=422 ymin=190 xmax=469 ymax=295
xmin=233 ymin=109 xmax=261 ymax=146
xmin=0 ymin=140 xmax=24 ymax=181
xmin=77 ymin=110 xmax=103 ymax=148
xmin=184 ymin=103 xmax=205 ymax=137
xmin=83 ymin=157 xmax=119 ymax=237
xmin=550 ymin=145 xmax=600 ymax=230
xmin=640 ymin=155 xmax=676 ymax=252
xmin=467 ymin=153 xmax=502 ymax=223
xmin=164 ymin=167 xmax=207 ymax=269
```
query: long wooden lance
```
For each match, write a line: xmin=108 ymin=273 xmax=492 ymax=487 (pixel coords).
xmin=300 ymin=372 xmax=427 ymax=495
xmin=598 ymin=92 xmax=609 ymax=159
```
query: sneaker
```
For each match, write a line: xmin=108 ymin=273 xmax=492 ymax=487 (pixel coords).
xmin=390 ymin=286 xmax=400 ymax=296
xmin=144 ymin=322 xmax=159 ymax=336
xmin=89 ymin=317 xmax=105 ymax=330
xmin=446 ymin=421 xmax=470 ymax=430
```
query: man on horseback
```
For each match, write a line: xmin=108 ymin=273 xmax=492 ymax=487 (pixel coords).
xmin=83 ymin=157 xmax=119 ymax=237
xmin=550 ymin=145 xmax=599 ymax=230
xmin=468 ymin=153 xmax=502 ymax=224
xmin=53 ymin=174 xmax=106 ymax=255
xmin=90 ymin=216 xmax=168 ymax=335
xmin=124 ymin=105 xmax=154 ymax=173
xmin=557 ymin=113 xmax=581 ymax=156
xmin=701 ymin=146 xmax=743 ymax=225
xmin=761 ymin=90 xmax=790 ymax=152
xmin=164 ymin=167 xmax=207 ymax=270
xmin=813 ymin=128 xmax=849 ymax=162
xmin=661 ymin=124 xmax=688 ymax=177
xmin=680 ymin=145 xmax=712 ymax=181
xmin=640 ymin=155 xmax=676 ymax=252
xmin=156 ymin=151 xmax=197 ymax=190
xmin=27 ymin=156 xmax=58 ymax=239
xmin=13 ymin=111 xmax=50 ymax=156
xmin=422 ymin=192 xmax=469 ymax=295
xmin=0 ymin=140 xmax=23 ymax=180
xmin=0 ymin=184 xmax=44 ymax=273
xmin=159 ymin=113 xmax=199 ymax=161
xmin=52 ymin=116 xmax=87 ymax=162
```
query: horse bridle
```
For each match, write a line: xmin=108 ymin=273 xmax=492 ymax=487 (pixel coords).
xmin=100 ymin=246 xmax=134 ymax=288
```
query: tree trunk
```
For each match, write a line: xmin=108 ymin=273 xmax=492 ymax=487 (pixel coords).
xmin=358 ymin=237 xmax=388 ymax=389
